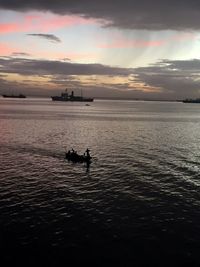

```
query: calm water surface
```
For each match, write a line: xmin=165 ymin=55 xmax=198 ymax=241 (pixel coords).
xmin=1 ymin=97 xmax=200 ymax=265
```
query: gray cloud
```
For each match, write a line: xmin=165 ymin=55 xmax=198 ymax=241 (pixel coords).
xmin=1 ymin=0 xmax=200 ymax=30
xmin=0 ymin=57 xmax=133 ymax=76
xmin=134 ymin=59 xmax=200 ymax=99
xmin=27 ymin=34 xmax=61 ymax=43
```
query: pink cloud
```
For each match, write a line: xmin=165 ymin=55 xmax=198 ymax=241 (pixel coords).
xmin=0 ymin=43 xmax=15 ymax=55
xmin=0 ymin=23 xmax=19 ymax=33
xmin=33 ymin=15 xmax=95 ymax=32
xmin=98 ymin=32 xmax=197 ymax=50
xmin=170 ymin=32 xmax=196 ymax=42
xmin=99 ymin=38 xmax=165 ymax=49
xmin=0 ymin=13 xmax=97 ymax=34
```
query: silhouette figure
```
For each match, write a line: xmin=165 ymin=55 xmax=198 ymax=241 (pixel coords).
xmin=85 ymin=148 xmax=91 ymax=158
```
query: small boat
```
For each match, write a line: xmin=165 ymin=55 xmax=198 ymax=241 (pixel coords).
xmin=182 ymin=98 xmax=200 ymax=103
xmin=65 ymin=149 xmax=92 ymax=163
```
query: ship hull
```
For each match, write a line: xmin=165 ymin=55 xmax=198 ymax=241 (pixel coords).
xmin=183 ymin=99 xmax=200 ymax=103
xmin=2 ymin=94 xmax=26 ymax=98
xmin=51 ymin=96 xmax=93 ymax=102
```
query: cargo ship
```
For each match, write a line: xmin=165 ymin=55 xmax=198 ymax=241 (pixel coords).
xmin=51 ymin=89 xmax=93 ymax=102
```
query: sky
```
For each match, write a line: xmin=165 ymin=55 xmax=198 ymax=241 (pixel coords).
xmin=1 ymin=0 xmax=200 ymax=99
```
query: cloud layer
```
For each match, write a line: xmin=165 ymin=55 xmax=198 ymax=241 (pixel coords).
xmin=1 ymin=56 xmax=200 ymax=99
xmin=134 ymin=59 xmax=200 ymax=98
xmin=1 ymin=0 xmax=200 ymax=30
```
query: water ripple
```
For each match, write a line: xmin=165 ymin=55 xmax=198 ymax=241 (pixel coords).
xmin=1 ymin=99 xmax=200 ymax=264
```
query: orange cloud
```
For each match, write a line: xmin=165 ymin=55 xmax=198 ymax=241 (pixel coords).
xmin=64 ymin=52 xmax=98 ymax=61
xmin=27 ymin=50 xmax=97 ymax=62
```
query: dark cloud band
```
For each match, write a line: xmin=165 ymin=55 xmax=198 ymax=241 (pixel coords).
xmin=0 ymin=57 xmax=133 ymax=76
xmin=0 ymin=0 xmax=200 ymax=30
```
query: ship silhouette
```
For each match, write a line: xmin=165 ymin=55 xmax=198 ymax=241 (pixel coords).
xmin=51 ymin=89 xmax=93 ymax=102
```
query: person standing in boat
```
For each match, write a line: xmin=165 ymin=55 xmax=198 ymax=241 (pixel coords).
xmin=85 ymin=148 xmax=91 ymax=158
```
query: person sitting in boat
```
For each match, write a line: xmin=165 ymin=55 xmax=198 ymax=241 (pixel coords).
xmin=66 ymin=150 xmax=71 ymax=157
xmin=66 ymin=148 xmax=77 ymax=159
xmin=70 ymin=148 xmax=79 ymax=160
xmin=71 ymin=148 xmax=78 ymax=155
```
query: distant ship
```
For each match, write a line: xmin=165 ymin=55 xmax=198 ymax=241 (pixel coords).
xmin=182 ymin=98 xmax=200 ymax=103
xmin=51 ymin=89 xmax=93 ymax=102
xmin=2 ymin=94 xmax=26 ymax=98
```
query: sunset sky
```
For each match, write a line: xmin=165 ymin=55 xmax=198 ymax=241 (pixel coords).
xmin=1 ymin=1 xmax=200 ymax=99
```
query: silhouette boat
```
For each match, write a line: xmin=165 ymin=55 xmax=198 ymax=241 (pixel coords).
xmin=2 ymin=94 xmax=26 ymax=98
xmin=182 ymin=98 xmax=200 ymax=103
xmin=52 ymin=89 xmax=93 ymax=102
xmin=65 ymin=149 xmax=92 ymax=163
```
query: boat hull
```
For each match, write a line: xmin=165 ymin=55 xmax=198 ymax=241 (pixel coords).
xmin=65 ymin=153 xmax=91 ymax=163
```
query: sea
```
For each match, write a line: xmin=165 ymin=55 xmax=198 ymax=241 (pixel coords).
xmin=1 ymin=97 xmax=200 ymax=266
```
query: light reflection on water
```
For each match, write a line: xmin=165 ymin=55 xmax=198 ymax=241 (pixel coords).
xmin=1 ymin=98 xmax=200 ymax=264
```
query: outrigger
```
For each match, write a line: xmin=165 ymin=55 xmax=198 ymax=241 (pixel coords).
xmin=65 ymin=148 xmax=92 ymax=164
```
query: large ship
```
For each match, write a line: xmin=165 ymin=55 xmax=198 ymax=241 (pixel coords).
xmin=2 ymin=94 xmax=26 ymax=98
xmin=182 ymin=98 xmax=200 ymax=103
xmin=51 ymin=89 xmax=93 ymax=102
